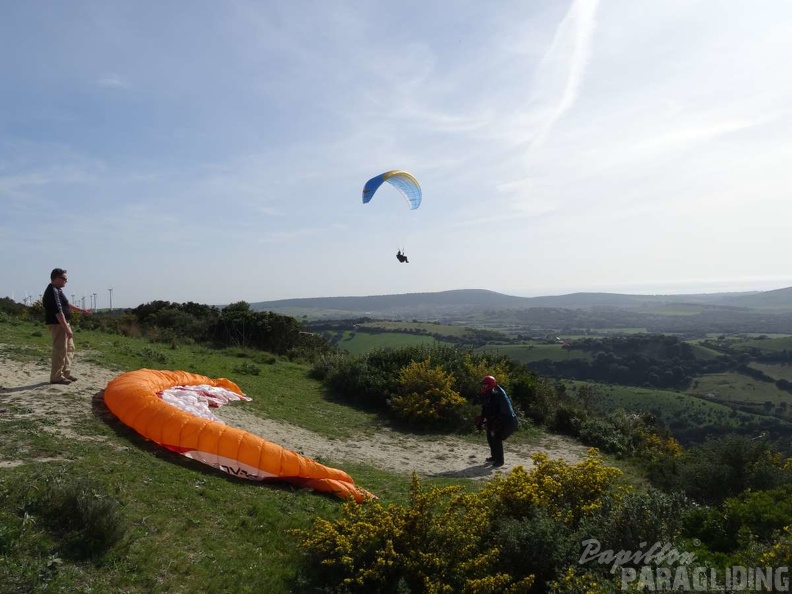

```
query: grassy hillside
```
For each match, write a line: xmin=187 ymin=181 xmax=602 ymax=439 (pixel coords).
xmin=336 ymin=330 xmax=442 ymax=354
xmin=0 ymin=320 xmax=477 ymax=592
xmin=581 ymin=381 xmax=792 ymax=441
xmin=477 ymin=343 xmax=589 ymax=364
xmin=688 ymin=373 xmax=792 ymax=416
xmin=4 ymin=313 xmax=791 ymax=591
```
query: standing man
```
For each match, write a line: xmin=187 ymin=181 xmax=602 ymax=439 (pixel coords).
xmin=476 ymin=375 xmax=519 ymax=468
xmin=43 ymin=268 xmax=91 ymax=385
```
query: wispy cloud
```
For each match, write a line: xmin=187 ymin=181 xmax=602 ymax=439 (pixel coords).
xmin=530 ymin=0 xmax=599 ymax=149
xmin=97 ymin=73 xmax=130 ymax=89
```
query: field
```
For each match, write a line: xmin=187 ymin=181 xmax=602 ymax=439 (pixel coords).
xmin=726 ymin=335 xmax=792 ymax=353
xmin=686 ymin=342 xmax=724 ymax=361
xmin=581 ymin=382 xmax=737 ymax=425
xmin=576 ymin=380 xmax=792 ymax=442
xmin=751 ymin=362 xmax=792 ymax=381
xmin=688 ymin=372 xmax=791 ymax=414
xmin=357 ymin=320 xmax=471 ymax=337
xmin=477 ymin=343 xmax=589 ymax=364
xmin=336 ymin=330 xmax=443 ymax=354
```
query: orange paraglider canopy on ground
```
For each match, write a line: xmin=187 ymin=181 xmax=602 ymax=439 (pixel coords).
xmin=104 ymin=368 xmax=373 ymax=502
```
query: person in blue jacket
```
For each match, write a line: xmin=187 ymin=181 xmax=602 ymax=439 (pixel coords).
xmin=475 ymin=375 xmax=518 ymax=467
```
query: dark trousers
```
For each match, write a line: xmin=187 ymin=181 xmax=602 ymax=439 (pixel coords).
xmin=487 ymin=429 xmax=504 ymax=464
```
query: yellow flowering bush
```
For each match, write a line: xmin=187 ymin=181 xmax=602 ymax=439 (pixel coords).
xmin=389 ymin=358 xmax=468 ymax=426
xmin=758 ymin=525 xmax=792 ymax=565
xmin=295 ymin=474 xmax=536 ymax=593
xmin=548 ymin=566 xmax=619 ymax=593
xmin=460 ymin=353 xmax=511 ymax=398
xmin=296 ymin=453 xmax=631 ymax=592
xmin=480 ymin=450 xmax=623 ymax=527
xmin=639 ymin=431 xmax=684 ymax=461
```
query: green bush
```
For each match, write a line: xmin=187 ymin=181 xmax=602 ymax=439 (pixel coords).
xmin=514 ymin=375 xmax=558 ymax=425
xmin=312 ymin=345 xmax=535 ymax=425
xmin=233 ymin=361 xmax=261 ymax=375
xmin=724 ymin=484 xmax=792 ymax=542
xmin=490 ymin=511 xmax=577 ymax=591
xmin=650 ymin=434 xmax=792 ymax=505
xmin=579 ymin=488 xmax=688 ymax=573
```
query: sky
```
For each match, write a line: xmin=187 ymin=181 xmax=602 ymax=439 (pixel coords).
xmin=2 ymin=0 xmax=792 ymax=309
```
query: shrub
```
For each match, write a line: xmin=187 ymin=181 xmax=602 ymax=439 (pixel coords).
xmin=514 ymin=375 xmax=557 ymax=425
xmin=480 ymin=450 xmax=623 ymax=528
xmin=388 ymin=358 xmax=467 ymax=428
xmin=10 ymin=472 xmax=126 ymax=561
xmin=295 ymin=475 xmax=533 ymax=593
xmin=579 ymin=488 xmax=689 ymax=573
xmin=233 ymin=361 xmax=261 ymax=376
xmin=490 ymin=511 xmax=577 ymax=591
xmin=722 ymin=484 xmax=792 ymax=544
xmin=458 ymin=352 xmax=511 ymax=401
xmin=651 ymin=434 xmax=792 ymax=505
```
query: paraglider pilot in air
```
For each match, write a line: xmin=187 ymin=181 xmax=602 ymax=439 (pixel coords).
xmin=396 ymin=250 xmax=409 ymax=263
xmin=475 ymin=376 xmax=518 ymax=467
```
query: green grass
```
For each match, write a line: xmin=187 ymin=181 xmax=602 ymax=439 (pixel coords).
xmin=688 ymin=373 xmax=791 ymax=410
xmin=0 ymin=319 xmax=557 ymax=593
xmin=478 ymin=343 xmax=590 ymax=364
xmin=572 ymin=379 xmax=792 ymax=441
xmin=729 ymin=335 xmax=792 ymax=353
xmin=580 ymin=382 xmax=736 ymax=424
xmin=687 ymin=343 xmax=725 ymax=361
xmin=358 ymin=320 xmax=471 ymax=337
xmin=638 ymin=304 xmax=709 ymax=316
xmin=750 ymin=362 xmax=792 ymax=381
xmin=337 ymin=330 xmax=442 ymax=354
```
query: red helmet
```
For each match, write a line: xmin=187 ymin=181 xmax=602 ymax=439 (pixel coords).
xmin=481 ymin=375 xmax=497 ymax=392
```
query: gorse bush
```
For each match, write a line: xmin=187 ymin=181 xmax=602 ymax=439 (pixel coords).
xmin=296 ymin=475 xmax=531 ymax=593
xmin=388 ymin=358 xmax=468 ymax=428
xmin=312 ymin=345 xmax=545 ymax=430
xmin=296 ymin=451 xmax=627 ymax=593
xmin=482 ymin=451 xmax=623 ymax=528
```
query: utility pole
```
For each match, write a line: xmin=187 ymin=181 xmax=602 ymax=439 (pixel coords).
xmin=108 ymin=288 xmax=113 ymax=311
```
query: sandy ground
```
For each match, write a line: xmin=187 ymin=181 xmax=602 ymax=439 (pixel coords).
xmin=0 ymin=354 xmax=589 ymax=479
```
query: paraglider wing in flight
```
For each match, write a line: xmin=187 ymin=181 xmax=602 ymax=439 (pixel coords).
xmin=362 ymin=170 xmax=421 ymax=210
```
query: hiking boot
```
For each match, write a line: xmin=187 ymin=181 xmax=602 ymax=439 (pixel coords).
xmin=485 ymin=457 xmax=495 ymax=462
xmin=65 ymin=375 xmax=78 ymax=381
xmin=492 ymin=461 xmax=505 ymax=468
xmin=50 ymin=378 xmax=72 ymax=385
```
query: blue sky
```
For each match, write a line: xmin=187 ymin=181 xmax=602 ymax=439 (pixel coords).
xmin=3 ymin=1 xmax=792 ymax=309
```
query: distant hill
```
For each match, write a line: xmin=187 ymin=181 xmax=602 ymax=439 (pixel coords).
xmin=249 ymin=287 xmax=792 ymax=321
xmin=718 ymin=286 xmax=792 ymax=310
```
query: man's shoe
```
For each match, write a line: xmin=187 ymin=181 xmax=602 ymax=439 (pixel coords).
xmin=485 ymin=457 xmax=495 ymax=462
xmin=492 ymin=461 xmax=505 ymax=468
xmin=65 ymin=375 xmax=78 ymax=381
xmin=50 ymin=378 xmax=72 ymax=385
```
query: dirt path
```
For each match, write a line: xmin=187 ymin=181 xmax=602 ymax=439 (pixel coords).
xmin=0 ymin=355 xmax=589 ymax=479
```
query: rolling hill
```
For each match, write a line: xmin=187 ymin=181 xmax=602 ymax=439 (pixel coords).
xmin=249 ymin=287 xmax=792 ymax=322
